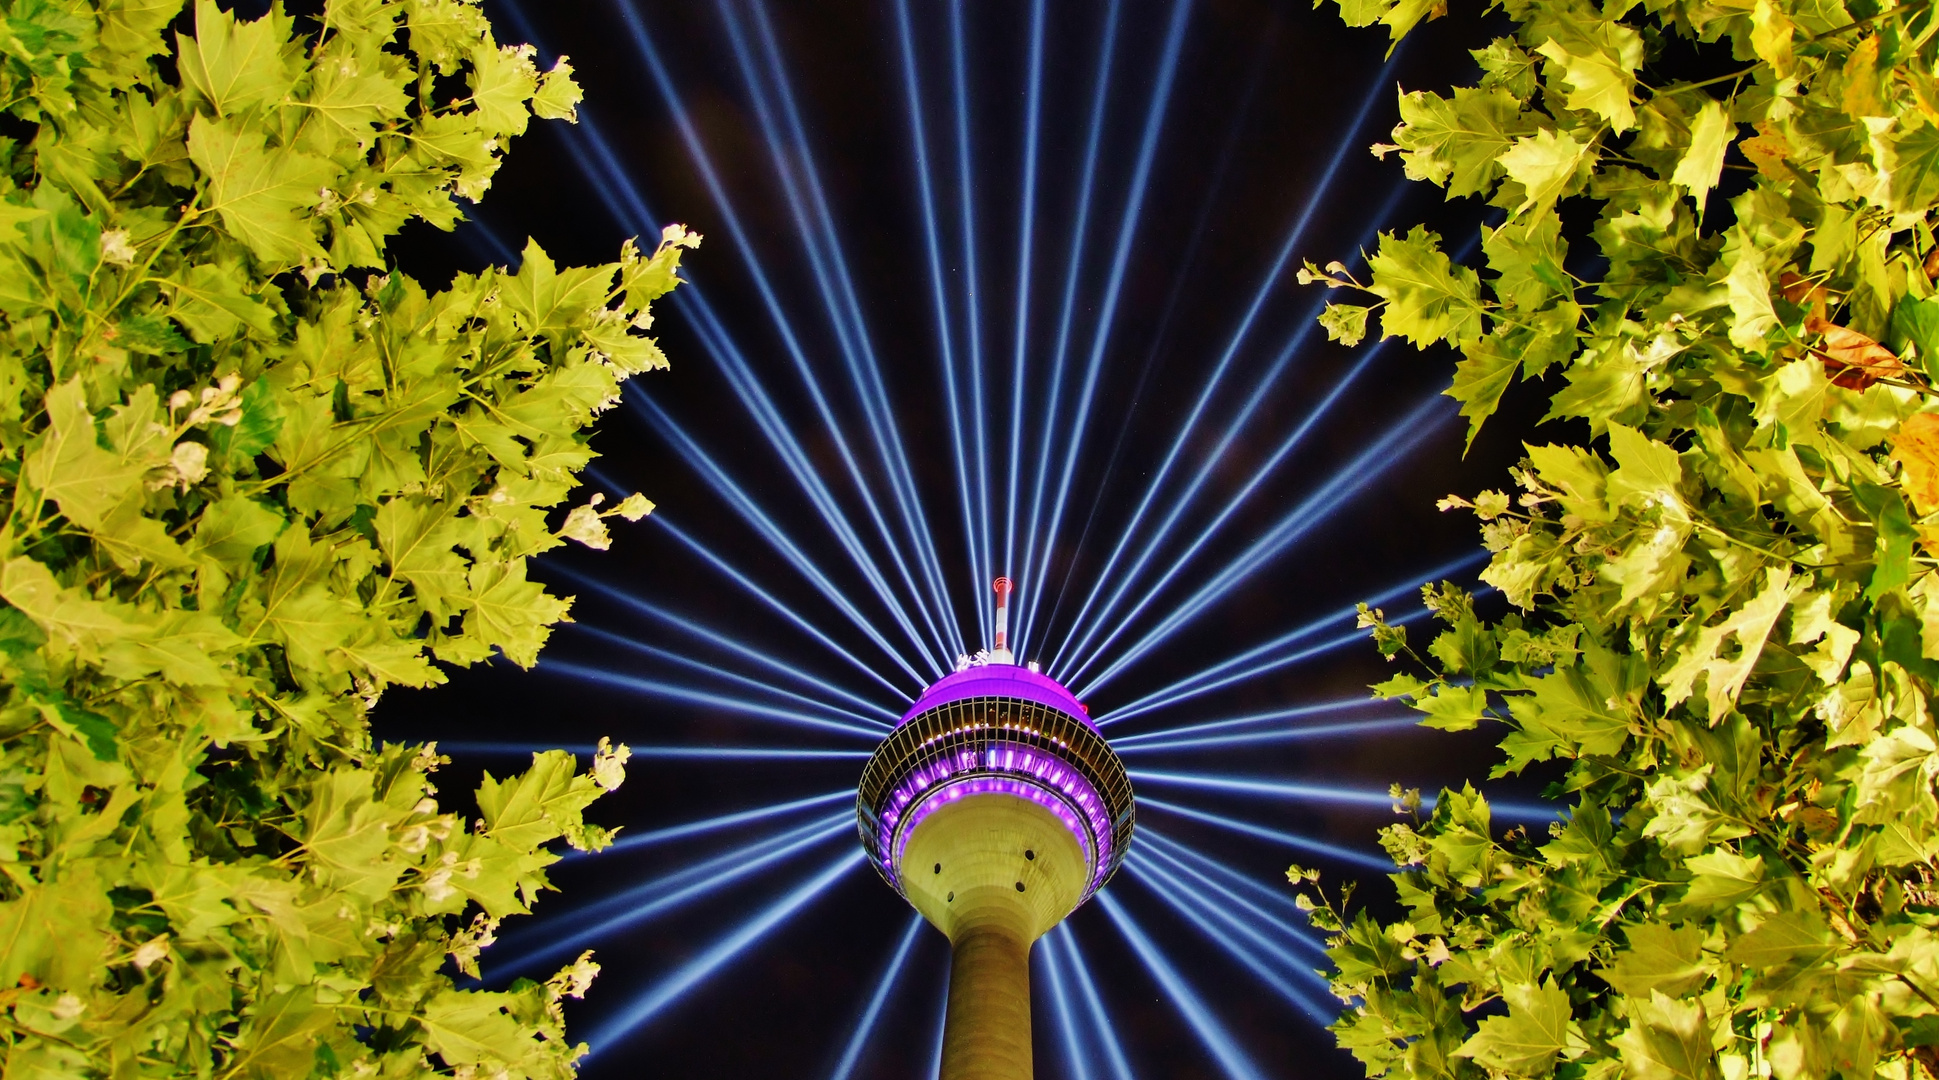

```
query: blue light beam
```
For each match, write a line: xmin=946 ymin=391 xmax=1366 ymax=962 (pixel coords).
xmin=649 ymin=515 xmax=915 ymax=699
xmin=615 ymin=1 xmax=947 ymax=676
xmin=826 ymin=912 xmax=926 ymax=1080
xmin=495 ymin=814 xmax=853 ymax=982
xmin=586 ymin=849 xmax=866 ymax=1054
xmin=720 ymin=0 xmax=961 ymax=659
xmin=1116 ymin=716 xmax=1422 ymax=754
xmin=1021 ymin=0 xmax=1194 ymax=650
xmin=1055 ymin=927 xmax=1136 ymax=1080
xmin=571 ymin=621 xmax=887 ymax=731
xmin=949 ymin=0 xmax=995 ymax=644
xmin=626 ymin=395 xmax=932 ymax=685
xmin=1112 ymin=696 xmax=1393 ymax=744
xmin=891 ymin=0 xmax=984 ymax=650
xmin=1015 ymin=0 xmax=1122 ymax=658
xmin=597 ymin=791 xmax=854 ymax=857
xmin=1098 ymin=891 xmax=1272 ymax=1080
xmin=743 ymin=0 xmax=963 ymax=651
xmin=1126 ymin=855 xmax=1335 ymax=1022
xmin=1003 ymin=0 xmax=1047 ymax=620
xmin=1098 ymin=553 xmax=1485 ymax=725
xmin=1134 ymin=774 xmax=1556 ymax=823
xmin=545 ymin=565 xmax=899 ymax=722
xmin=1048 ymin=122 xmax=1411 ymax=675
xmin=1135 ymin=795 xmax=1393 ymax=872
xmin=1039 ymin=926 xmax=1095 ymax=1080
xmin=539 ymin=660 xmax=884 ymax=741
xmin=1072 ymin=391 xmax=1453 ymax=695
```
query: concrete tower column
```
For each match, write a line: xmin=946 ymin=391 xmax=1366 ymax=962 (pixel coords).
xmin=942 ymin=924 xmax=1032 ymax=1080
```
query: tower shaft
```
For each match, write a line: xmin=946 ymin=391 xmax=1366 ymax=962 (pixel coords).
xmin=942 ymin=924 xmax=1033 ymax=1080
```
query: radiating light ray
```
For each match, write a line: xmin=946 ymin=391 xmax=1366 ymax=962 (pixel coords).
xmin=826 ymin=912 xmax=925 ymax=1080
xmin=1015 ymin=0 xmax=1122 ymax=658
xmin=1126 ymin=856 xmax=1334 ymax=1022
xmin=495 ymin=814 xmax=852 ymax=982
xmin=456 ymin=206 xmax=519 ymax=266
xmin=948 ymin=0 xmax=994 ymax=646
xmin=1003 ymin=0 xmax=1047 ymax=625
xmin=585 ymin=849 xmax=866 ymax=1054
xmin=1099 ymin=553 xmax=1485 ymax=725
xmin=1098 ymin=892 xmax=1271 ymax=1080
xmin=1135 ymin=843 xmax=1325 ymax=961
xmin=1049 ymin=198 xmax=1409 ymax=676
xmin=671 ymin=300 xmax=947 ymax=681
xmin=743 ymin=0 xmax=963 ymax=650
xmin=436 ymin=742 xmax=867 ymax=761
xmin=927 ymin=969 xmax=950 ymax=1075
xmin=1040 ymin=926 xmax=1096 ymax=1080
xmin=715 ymin=0 xmax=956 ymax=661
xmin=598 ymin=791 xmax=853 ymax=856
xmin=1138 ymin=828 xmax=1314 ymax=931
xmin=540 ymin=660 xmax=884 ymax=740
xmin=570 ymin=622 xmax=884 ymax=729
xmin=1112 ymin=697 xmax=1388 ymax=743
xmin=1046 ymin=68 xmax=1412 ymax=671
xmin=1031 ymin=29 xmax=1281 ymax=652
xmin=891 ymin=0 xmax=982 ymax=652
xmin=1117 ymin=717 xmax=1422 ymax=754
xmin=1022 ymin=0 xmax=1194 ymax=650
xmin=545 ymin=565 xmax=900 ymax=722
xmin=650 ymin=515 xmax=915 ymax=698
xmin=1056 ymin=341 xmax=1398 ymax=686
xmin=616 ymin=0 xmax=947 ymax=675
xmin=627 ymin=395 xmax=933 ymax=682
xmin=1056 ymin=926 xmax=1136 ymax=1080
xmin=540 ymin=100 xmax=948 ymax=677
xmin=1073 ymin=391 xmax=1451 ymax=695
xmin=1132 ymin=825 xmax=1318 ymax=942
xmin=1135 ymin=774 xmax=1555 ymax=823
xmin=1136 ymin=795 xmax=1393 ymax=872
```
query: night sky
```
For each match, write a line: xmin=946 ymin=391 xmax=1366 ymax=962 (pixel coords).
xmin=374 ymin=1 xmax=1566 ymax=1077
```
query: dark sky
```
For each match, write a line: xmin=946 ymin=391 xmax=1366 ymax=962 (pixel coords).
xmin=375 ymin=1 xmax=1561 ymax=1077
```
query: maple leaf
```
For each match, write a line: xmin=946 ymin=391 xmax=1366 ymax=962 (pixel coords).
xmin=1808 ymin=315 xmax=1904 ymax=389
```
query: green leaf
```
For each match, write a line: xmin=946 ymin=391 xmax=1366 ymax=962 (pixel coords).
xmin=1448 ymin=334 xmax=1520 ymax=449
xmin=187 ymin=113 xmax=334 ymax=265
xmin=175 ymin=0 xmax=296 ymax=117
xmin=1498 ymin=128 xmax=1588 ymax=220
xmin=1368 ymin=226 xmax=1483 ymax=347
xmin=1602 ymin=923 xmax=1710 ymax=998
xmin=1454 ymin=979 xmax=1578 ymax=1074
xmin=1534 ymin=27 xmax=1644 ymax=133
xmin=1613 ymin=992 xmax=1719 ymax=1080
xmin=1669 ymin=99 xmax=1731 ymax=209
xmin=1390 ymin=87 xmax=1538 ymax=199
xmin=1674 ymin=850 xmax=1764 ymax=915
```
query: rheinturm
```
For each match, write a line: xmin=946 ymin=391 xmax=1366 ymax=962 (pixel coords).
xmin=857 ymin=578 xmax=1135 ymax=1080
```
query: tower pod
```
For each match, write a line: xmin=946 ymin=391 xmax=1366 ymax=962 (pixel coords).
xmin=857 ymin=582 xmax=1134 ymax=1080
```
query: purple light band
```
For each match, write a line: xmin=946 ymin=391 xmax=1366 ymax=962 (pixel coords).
xmin=878 ymin=740 xmax=1115 ymax=894
xmin=898 ymin=666 xmax=1096 ymax=730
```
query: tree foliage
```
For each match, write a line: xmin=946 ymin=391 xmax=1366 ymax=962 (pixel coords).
xmin=1296 ymin=0 xmax=1939 ymax=1076
xmin=0 ymin=1 xmax=694 ymax=1076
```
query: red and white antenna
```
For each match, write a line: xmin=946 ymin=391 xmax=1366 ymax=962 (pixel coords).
xmin=992 ymin=577 xmax=1014 ymax=664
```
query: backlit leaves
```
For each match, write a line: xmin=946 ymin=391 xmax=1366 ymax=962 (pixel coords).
xmin=0 ymin=1 xmax=689 ymax=1077
xmin=1300 ymin=0 xmax=1939 ymax=1074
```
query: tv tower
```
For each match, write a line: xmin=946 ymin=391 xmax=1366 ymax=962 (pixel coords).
xmin=858 ymin=579 xmax=1135 ymax=1080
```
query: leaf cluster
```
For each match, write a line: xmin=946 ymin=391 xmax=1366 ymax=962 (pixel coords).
xmin=0 ymin=1 xmax=691 ymax=1077
xmin=1297 ymin=0 xmax=1939 ymax=1077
